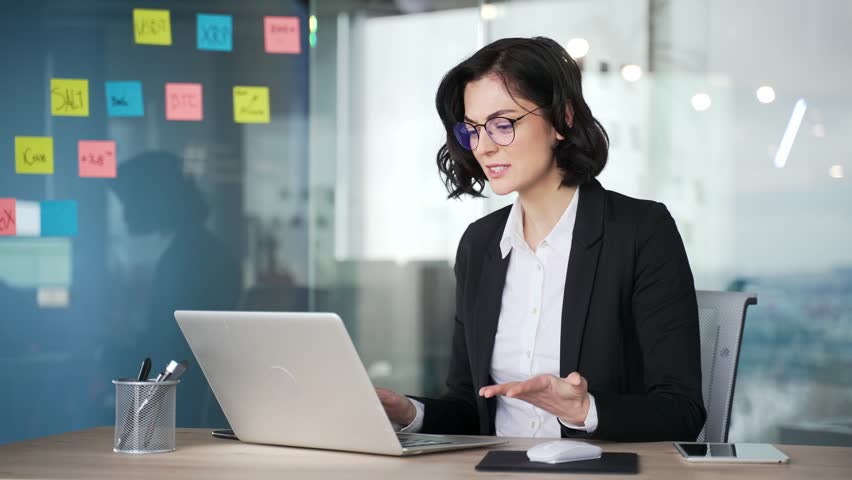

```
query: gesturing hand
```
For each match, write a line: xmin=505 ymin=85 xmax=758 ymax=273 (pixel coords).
xmin=479 ymin=372 xmax=591 ymax=426
xmin=375 ymin=387 xmax=416 ymax=427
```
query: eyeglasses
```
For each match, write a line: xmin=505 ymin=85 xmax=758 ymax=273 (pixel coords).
xmin=453 ymin=106 xmax=543 ymax=150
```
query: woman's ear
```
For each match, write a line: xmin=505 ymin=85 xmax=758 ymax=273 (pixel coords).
xmin=565 ymin=102 xmax=575 ymax=128
xmin=556 ymin=103 xmax=574 ymax=141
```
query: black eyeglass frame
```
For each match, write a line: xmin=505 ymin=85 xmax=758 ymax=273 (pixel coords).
xmin=453 ymin=106 xmax=544 ymax=150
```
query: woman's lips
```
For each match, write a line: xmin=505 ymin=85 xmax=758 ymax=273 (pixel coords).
xmin=486 ymin=164 xmax=510 ymax=179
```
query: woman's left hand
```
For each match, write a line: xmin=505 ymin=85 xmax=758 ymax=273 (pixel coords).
xmin=479 ymin=372 xmax=591 ymax=425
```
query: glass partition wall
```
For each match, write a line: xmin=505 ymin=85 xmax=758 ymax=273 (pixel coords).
xmin=307 ymin=0 xmax=852 ymax=446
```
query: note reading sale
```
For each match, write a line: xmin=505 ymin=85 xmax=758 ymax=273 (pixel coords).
xmin=15 ymin=136 xmax=54 ymax=175
xmin=165 ymin=83 xmax=203 ymax=121
xmin=233 ymin=86 xmax=270 ymax=124
xmin=78 ymin=140 xmax=117 ymax=178
xmin=134 ymin=8 xmax=172 ymax=45
xmin=51 ymin=78 xmax=89 ymax=117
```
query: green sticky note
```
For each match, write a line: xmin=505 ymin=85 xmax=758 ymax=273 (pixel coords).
xmin=15 ymin=136 xmax=54 ymax=174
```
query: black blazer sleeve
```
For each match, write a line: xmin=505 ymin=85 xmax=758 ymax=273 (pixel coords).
xmin=409 ymin=228 xmax=480 ymax=435
xmin=581 ymin=203 xmax=706 ymax=442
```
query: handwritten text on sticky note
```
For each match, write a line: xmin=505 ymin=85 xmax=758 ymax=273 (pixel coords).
xmin=15 ymin=136 xmax=54 ymax=175
xmin=264 ymin=16 xmax=301 ymax=54
xmin=78 ymin=140 xmax=117 ymax=178
xmin=165 ymin=83 xmax=203 ymax=121
xmin=134 ymin=8 xmax=172 ymax=45
xmin=105 ymin=81 xmax=144 ymax=117
xmin=198 ymin=14 xmax=233 ymax=51
xmin=0 ymin=198 xmax=15 ymax=236
xmin=233 ymin=86 xmax=270 ymax=124
xmin=51 ymin=78 xmax=89 ymax=117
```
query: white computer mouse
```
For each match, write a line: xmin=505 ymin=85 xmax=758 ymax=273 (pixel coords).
xmin=526 ymin=440 xmax=603 ymax=464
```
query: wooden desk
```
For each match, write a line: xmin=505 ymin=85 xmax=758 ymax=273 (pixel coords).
xmin=1 ymin=427 xmax=850 ymax=479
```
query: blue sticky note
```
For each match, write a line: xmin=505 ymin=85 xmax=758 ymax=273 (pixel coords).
xmin=105 ymin=81 xmax=144 ymax=117
xmin=40 ymin=201 xmax=78 ymax=237
xmin=197 ymin=14 xmax=233 ymax=51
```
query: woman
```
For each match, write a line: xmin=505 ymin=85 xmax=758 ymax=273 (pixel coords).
xmin=376 ymin=37 xmax=705 ymax=442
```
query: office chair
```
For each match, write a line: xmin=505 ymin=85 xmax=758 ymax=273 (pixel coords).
xmin=695 ymin=290 xmax=757 ymax=442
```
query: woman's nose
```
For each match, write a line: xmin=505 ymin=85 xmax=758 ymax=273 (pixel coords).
xmin=475 ymin=129 xmax=498 ymax=155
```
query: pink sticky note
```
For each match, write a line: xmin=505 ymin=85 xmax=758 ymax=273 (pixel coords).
xmin=165 ymin=83 xmax=203 ymax=121
xmin=264 ymin=16 xmax=301 ymax=54
xmin=78 ymin=140 xmax=117 ymax=178
xmin=0 ymin=198 xmax=15 ymax=236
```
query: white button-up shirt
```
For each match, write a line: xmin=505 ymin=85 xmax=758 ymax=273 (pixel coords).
xmin=402 ymin=189 xmax=597 ymax=436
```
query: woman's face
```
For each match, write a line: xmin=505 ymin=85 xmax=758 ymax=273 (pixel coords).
xmin=463 ymin=75 xmax=564 ymax=196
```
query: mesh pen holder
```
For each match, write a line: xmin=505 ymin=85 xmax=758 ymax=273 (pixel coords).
xmin=113 ymin=378 xmax=180 ymax=454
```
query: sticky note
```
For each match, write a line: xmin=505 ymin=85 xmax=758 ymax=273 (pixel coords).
xmin=51 ymin=78 xmax=89 ymax=117
xmin=40 ymin=201 xmax=78 ymax=237
xmin=15 ymin=136 xmax=54 ymax=175
xmin=134 ymin=8 xmax=172 ymax=45
xmin=165 ymin=83 xmax=203 ymax=121
xmin=0 ymin=199 xmax=15 ymax=236
xmin=78 ymin=140 xmax=117 ymax=178
xmin=233 ymin=86 xmax=270 ymax=124
xmin=197 ymin=14 xmax=233 ymax=51
xmin=264 ymin=16 xmax=301 ymax=54
xmin=15 ymin=201 xmax=41 ymax=236
xmin=105 ymin=81 xmax=144 ymax=117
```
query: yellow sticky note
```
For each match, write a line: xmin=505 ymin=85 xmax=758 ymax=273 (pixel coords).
xmin=233 ymin=86 xmax=270 ymax=124
xmin=134 ymin=8 xmax=172 ymax=45
xmin=15 ymin=136 xmax=54 ymax=175
xmin=51 ymin=78 xmax=89 ymax=117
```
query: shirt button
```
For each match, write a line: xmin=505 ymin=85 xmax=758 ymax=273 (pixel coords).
xmin=537 ymin=264 xmax=542 ymax=271
xmin=530 ymin=420 xmax=536 ymax=429
xmin=531 ymin=307 xmax=537 ymax=315
xmin=526 ymin=350 xmax=531 ymax=358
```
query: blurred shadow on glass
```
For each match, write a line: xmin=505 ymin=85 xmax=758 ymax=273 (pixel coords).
xmin=110 ymin=151 xmax=241 ymax=428
xmin=0 ymin=280 xmax=39 ymax=441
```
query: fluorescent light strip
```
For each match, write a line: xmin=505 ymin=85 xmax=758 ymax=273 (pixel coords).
xmin=773 ymin=98 xmax=807 ymax=169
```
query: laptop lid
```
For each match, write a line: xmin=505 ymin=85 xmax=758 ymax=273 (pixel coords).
xmin=175 ymin=311 xmax=404 ymax=455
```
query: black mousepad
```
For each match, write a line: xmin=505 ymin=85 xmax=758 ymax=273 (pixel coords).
xmin=475 ymin=451 xmax=639 ymax=474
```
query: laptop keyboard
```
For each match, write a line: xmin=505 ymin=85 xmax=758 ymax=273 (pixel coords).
xmin=397 ymin=434 xmax=454 ymax=448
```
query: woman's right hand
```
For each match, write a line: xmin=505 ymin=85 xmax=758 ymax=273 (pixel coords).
xmin=375 ymin=387 xmax=416 ymax=426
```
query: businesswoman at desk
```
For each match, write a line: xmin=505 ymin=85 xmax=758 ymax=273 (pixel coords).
xmin=376 ymin=36 xmax=706 ymax=442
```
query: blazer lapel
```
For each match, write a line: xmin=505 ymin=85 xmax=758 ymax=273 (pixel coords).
xmin=560 ymin=180 xmax=605 ymax=377
xmin=473 ymin=219 xmax=512 ymax=385
xmin=473 ymin=239 xmax=510 ymax=388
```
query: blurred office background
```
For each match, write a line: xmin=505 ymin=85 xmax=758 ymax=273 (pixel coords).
xmin=1 ymin=0 xmax=850 ymax=447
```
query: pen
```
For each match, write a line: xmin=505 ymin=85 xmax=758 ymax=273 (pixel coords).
xmin=115 ymin=357 xmax=153 ymax=450
xmin=137 ymin=358 xmax=151 ymax=382
xmin=141 ymin=360 xmax=191 ymax=449
xmin=138 ymin=360 xmax=188 ymax=414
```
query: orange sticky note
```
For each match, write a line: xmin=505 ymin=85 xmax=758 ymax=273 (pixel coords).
xmin=165 ymin=83 xmax=203 ymax=121
xmin=15 ymin=136 xmax=54 ymax=175
xmin=264 ymin=16 xmax=301 ymax=54
xmin=0 ymin=198 xmax=15 ymax=236
xmin=78 ymin=140 xmax=117 ymax=178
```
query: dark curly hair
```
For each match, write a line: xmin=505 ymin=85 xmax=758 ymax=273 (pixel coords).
xmin=435 ymin=36 xmax=609 ymax=198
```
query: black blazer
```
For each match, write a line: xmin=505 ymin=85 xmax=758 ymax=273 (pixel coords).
xmin=413 ymin=179 xmax=706 ymax=442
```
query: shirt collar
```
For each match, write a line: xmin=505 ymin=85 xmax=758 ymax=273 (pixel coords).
xmin=499 ymin=188 xmax=580 ymax=259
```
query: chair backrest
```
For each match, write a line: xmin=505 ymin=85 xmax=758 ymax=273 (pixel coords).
xmin=695 ymin=290 xmax=757 ymax=442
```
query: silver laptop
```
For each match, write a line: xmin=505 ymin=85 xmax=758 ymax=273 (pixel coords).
xmin=174 ymin=310 xmax=506 ymax=456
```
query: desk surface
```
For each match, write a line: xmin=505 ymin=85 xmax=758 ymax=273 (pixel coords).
xmin=1 ymin=427 xmax=850 ymax=479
